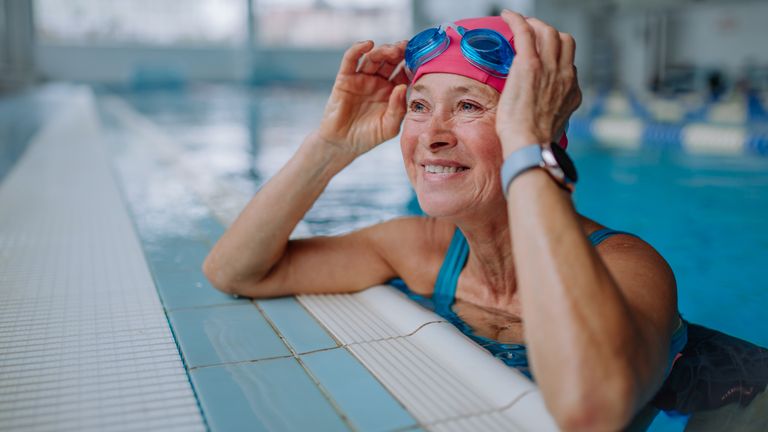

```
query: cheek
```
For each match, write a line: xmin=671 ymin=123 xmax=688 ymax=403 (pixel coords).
xmin=400 ymin=121 xmax=422 ymax=180
xmin=459 ymin=121 xmax=504 ymax=168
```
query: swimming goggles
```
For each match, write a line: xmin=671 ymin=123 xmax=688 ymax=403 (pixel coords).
xmin=404 ymin=24 xmax=515 ymax=79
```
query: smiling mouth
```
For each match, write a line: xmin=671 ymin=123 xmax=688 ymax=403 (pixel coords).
xmin=423 ymin=164 xmax=469 ymax=174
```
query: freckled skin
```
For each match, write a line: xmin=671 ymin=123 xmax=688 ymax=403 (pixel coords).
xmin=400 ymin=73 xmax=508 ymax=220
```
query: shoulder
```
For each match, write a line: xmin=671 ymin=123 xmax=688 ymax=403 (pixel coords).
xmin=581 ymin=216 xmax=678 ymax=332
xmin=363 ymin=216 xmax=456 ymax=295
xmin=581 ymin=217 xmax=673 ymax=278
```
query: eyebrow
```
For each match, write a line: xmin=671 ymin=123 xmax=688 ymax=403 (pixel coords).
xmin=410 ymin=83 xmax=495 ymax=100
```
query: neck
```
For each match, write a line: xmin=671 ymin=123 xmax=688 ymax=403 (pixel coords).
xmin=451 ymin=202 xmax=518 ymax=307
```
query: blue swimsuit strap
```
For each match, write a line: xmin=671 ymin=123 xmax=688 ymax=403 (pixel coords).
xmin=587 ymin=227 xmax=636 ymax=246
xmin=432 ymin=228 xmax=470 ymax=312
xmin=424 ymin=226 xmax=689 ymax=380
xmin=434 ymin=227 xmax=636 ymax=309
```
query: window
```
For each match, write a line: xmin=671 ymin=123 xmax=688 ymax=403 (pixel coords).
xmin=34 ymin=0 xmax=246 ymax=46
xmin=255 ymin=0 xmax=411 ymax=47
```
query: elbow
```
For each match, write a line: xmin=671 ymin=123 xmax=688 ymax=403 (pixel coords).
xmin=202 ymin=253 xmax=276 ymax=298
xmin=202 ymin=254 xmax=241 ymax=296
xmin=549 ymin=379 xmax=636 ymax=432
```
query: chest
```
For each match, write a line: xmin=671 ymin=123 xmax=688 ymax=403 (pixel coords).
xmin=451 ymin=296 xmax=526 ymax=345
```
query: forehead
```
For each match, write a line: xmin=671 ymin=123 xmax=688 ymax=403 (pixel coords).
xmin=409 ymin=73 xmax=499 ymax=101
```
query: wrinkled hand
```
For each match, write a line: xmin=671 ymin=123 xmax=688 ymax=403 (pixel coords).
xmin=317 ymin=40 xmax=410 ymax=158
xmin=496 ymin=10 xmax=582 ymax=155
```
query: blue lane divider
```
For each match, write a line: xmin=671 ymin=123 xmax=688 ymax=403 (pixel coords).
xmin=570 ymin=90 xmax=768 ymax=156
xmin=569 ymin=114 xmax=767 ymax=156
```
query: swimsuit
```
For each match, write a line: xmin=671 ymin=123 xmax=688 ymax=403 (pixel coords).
xmin=391 ymin=227 xmax=689 ymax=380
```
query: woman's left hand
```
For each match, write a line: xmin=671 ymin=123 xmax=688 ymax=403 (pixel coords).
xmin=496 ymin=10 xmax=582 ymax=156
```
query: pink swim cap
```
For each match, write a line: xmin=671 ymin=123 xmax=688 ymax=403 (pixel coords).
xmin=410 ymin=16 xmax=568 ymax=148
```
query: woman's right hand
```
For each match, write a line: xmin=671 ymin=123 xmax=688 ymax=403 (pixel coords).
xmin=317 ymin=40 xmax=410 ymax=158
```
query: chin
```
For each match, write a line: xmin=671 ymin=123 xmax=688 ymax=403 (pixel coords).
xmin=416 ymin=192 xmax=467 ymax=218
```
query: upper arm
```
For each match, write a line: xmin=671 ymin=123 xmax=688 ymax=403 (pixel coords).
xmin=228 ymin=217 xmax=431 ymax=298
xmin=596 ymin=234 xmax=679 ymax=384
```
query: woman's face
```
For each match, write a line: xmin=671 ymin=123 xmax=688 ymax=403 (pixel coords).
xmin=401 ymin=73 xmax=505 ymax=217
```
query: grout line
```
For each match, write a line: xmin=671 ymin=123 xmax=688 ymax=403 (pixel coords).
xmin=163 ymin=300 xmax=249 ymax=312
xmin=253 ymin=300 xmax=359 ymax=432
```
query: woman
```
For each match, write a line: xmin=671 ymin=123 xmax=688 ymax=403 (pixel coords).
xmin=203 ymin=11 xmax=686 ymax=431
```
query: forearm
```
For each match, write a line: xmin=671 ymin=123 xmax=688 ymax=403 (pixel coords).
xmin=507 ymin=170 xmax=649 ymax=428
xmin=203 ymin=133 xmax=354 ymax=292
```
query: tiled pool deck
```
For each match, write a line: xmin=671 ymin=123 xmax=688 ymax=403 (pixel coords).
xmin=10 ymin=82 xmax=768 ymax=432
xmin=0 ymin=84 xmax=557 ymax=431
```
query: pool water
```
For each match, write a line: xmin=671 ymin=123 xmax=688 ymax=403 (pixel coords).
xmin=101 ymin=84 xmax=768 ymax=431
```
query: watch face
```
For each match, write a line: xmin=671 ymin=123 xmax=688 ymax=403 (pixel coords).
xmin=549 ymin=142 xmax=578 ymax=183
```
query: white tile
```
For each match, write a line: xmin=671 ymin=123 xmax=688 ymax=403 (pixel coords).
xmin=408 ymin=323 xmax=536 ymax=408
xmin=0 ymin=87 xmax=204 ymax=431
xmin=501 ymin=391 xmax=560 ymax=432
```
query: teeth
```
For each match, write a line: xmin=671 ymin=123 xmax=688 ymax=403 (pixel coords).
xmin=425 ymin=165 xmax=465 ymax=174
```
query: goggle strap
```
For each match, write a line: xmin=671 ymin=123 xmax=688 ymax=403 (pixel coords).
xmin=389 ymin=59 xmax=407 ymax=82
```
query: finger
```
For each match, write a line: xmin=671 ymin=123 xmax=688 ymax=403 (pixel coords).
xmin=364 ymin=44 xmax=403 ymax=67
xmin=559 ymin=32 xmax=575 ymax=68
xmin=383 ymin=84 xmax=408 ymax=137
xmin=501 ymin=10 xmax=537 ymax=60
xmin=357 ymin=54 xmax=383 ymax=74
xmin=359 ymin=44 xmax=403 ymax=74
xmin=390 ymin=72 xmax=410 ymax=86
xmin=340 ymin=40 xmax=374 ymax=75
xmin=526 ymin=18 xmax=560 ymax=69
xmin=377 ymin=62 xmax=396 ymax=80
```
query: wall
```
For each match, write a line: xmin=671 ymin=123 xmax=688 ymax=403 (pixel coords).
xmin=415 ymin=0 xmax=534 ymax=27
xmin=32 ymin=1 xmax=768 ymax=89
xmin=0 ymin=0 xmax=35 ymax=91
xmin=34 ymin=44 xmax=344 ymax=85
xmin=613 ymin=10 xmax=654 ymax=92
xmin=668 ymin=1 xmax=768 ymax=77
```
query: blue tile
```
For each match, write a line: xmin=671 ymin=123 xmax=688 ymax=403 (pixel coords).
xmin=153 ymin=269 xmax=248 ymax=310
xmin=258 ymin=297 xmax=338 ymax=353
xmin=143 ymin=236 xmax=211 ymax=271
xmin=169 ymin=304 xmax=289 ymax=367
xmin=301 ymin=348 xmax=417 ymax=432
xmin=190 ymin=358 xmax=350 ymax=432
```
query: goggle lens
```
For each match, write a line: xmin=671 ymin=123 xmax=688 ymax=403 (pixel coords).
xmin=461 ymin=29 xmax=514 ymax=78
xmin=405 ymin=24 xmax=515 ymax=80
xmin=405 ymin=26 xmax=450 ymax=78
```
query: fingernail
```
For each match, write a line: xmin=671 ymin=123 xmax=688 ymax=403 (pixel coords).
xmin=388 ymin=60 xmax=405 ymax=82
xmin=356 ymin=53 xmax=368 ymax=73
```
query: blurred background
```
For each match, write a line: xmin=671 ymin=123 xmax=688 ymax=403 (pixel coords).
xmin=0 ymin=0 xmax=766 ymax=94
xmin=1 ymin=3 xmax=767 ymax=430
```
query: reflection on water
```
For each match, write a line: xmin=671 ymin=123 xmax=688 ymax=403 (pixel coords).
xmin=99 ymin=84 xmax=768 ymax=432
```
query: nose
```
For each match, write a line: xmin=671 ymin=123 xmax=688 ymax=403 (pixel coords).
xmin=419 ymin=109 xmax=457 ymax=152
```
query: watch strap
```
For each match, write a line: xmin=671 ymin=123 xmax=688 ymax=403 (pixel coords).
xmin=500 ymin=145 xmax=543 ymax=195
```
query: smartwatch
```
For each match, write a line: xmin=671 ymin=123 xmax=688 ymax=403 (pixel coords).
xmin=500 ymin=143 xmax=578 ymax=195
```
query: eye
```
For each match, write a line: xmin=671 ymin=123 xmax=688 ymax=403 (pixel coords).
xmin=409 ymin=100 xmax=428 ymax=113
xmin=459 ymin=101 xmax=482 ymax=112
